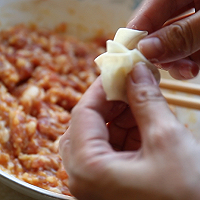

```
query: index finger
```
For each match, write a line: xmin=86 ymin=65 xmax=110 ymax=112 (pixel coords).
xmin=127 ymin=0 xmax=194 ymax=33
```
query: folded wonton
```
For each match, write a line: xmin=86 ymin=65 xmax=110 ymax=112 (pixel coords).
xmin=95 ymin=28 xmax=160 ymax=103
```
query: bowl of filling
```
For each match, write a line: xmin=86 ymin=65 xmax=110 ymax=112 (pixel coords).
xmin=0 ymin=0 xmax=141 ymax=199
xmin=1 ymin=1 xmax=200 ymax=200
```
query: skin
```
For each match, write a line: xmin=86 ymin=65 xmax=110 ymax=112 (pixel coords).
xmin=59 ymin=62 xmax=200 ymax=200
xmin=127 ymin=0 xmax=200 ymax=80
xmin=59 ymin=1 xmax=200 ymax=198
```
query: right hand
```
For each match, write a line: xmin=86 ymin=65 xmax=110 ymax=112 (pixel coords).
xmin=127 ymin=0 xmax=200 ymax=80
xmin=59 ymin=62 xmax=200 ymax=200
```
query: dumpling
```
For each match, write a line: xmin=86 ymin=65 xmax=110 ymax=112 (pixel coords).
xmin=113 ymin=28 xmax=148 ymax=50
xmin=95 ymin=28 xmax=160 ymax=103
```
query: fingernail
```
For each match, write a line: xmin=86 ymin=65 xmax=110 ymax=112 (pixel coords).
xmin=131 ymin=62 xmax=155 ymax=84
xmin=138 ymin=37 xmax=165 ymax=60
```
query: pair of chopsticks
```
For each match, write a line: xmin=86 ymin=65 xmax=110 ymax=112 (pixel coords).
xmin=160 ymin=79 xmax=200 ymax=110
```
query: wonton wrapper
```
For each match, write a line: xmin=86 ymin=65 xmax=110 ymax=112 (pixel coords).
xmin=113 ymin=28 xmax=148 ymax=50
xmin=95 ymin=28 xmax=160 ymax=103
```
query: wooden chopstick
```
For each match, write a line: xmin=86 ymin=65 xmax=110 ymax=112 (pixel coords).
xmin=162 ymin=92 xmax=200 ymax=110
xmin=163 ymin=11 xmax=195 ymax=27
xmin=160 ymin=79 xmax=200 ymax=95
xmin=160 ymin=79 xmax=200 ymax=110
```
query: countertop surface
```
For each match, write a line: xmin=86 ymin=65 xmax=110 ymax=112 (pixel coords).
xmin=0 ymin=182 xmax=35 ymax=200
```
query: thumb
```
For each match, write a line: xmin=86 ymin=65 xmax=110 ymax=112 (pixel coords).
xmin=127 ymin=62 xmax=177 ymax=139
xmin=137 ymin=11 xmax=200 ymax=63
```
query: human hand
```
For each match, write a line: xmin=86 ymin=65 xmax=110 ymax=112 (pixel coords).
xmin=127 ymin=0 xmax=200 ymax=80
xmin=59 ymin=62 xmax=200 ymax=200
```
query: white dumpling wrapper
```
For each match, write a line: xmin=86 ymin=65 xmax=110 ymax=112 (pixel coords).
xmin=113 ymin=28 xmax=148 ymax=50
xmin=94 ymin=28 xmax=160 ymax=103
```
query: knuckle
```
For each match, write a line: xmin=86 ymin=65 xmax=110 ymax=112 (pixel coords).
xmin=133 ymin=85 xmax=164 ymax=105
xmin=164 ymin=22 xmax=194 ymax=56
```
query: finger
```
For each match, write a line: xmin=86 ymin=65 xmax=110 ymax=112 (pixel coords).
xmin=170 ymin=3 xmax=195 ymax=18
xmin=113 ymin=107 xmax=136 ymax=129
xmin=163 ymin=10 xmax=195 ymax=27
xmin=122 ymin=127 xmax=141 ymax=151
xmin=190 ymin=49 xmax=200 ymax=66
xmin=75 ymin=77 xmax=127 ymax=123
xmin=109 ymin=108 xmax=140 ymax=151
xmin=195 ymin=0 xmax=200 ymax=11
xmin=157 ymin=58 xmax=199 ymax=80
xmin=108 ymin=122 xmax=128 ymax=151
xmin=126 ymin=62 xmax=178 ymax=144
xmin=109 ymin=107 xmax=138 ymax=151
xmin=127 ymin=0 xmax=194 ymax=33
xmin=59 ymin=77 xmax=126 ymax=165
xmin=137 ymin=11 xmax=200 ymax=63
xmin=168 ymin=59 xmax=199 ymax=79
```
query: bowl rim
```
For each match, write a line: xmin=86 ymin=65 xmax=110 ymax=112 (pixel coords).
xmin=0 ymin=169 xmax=76 ymax=200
